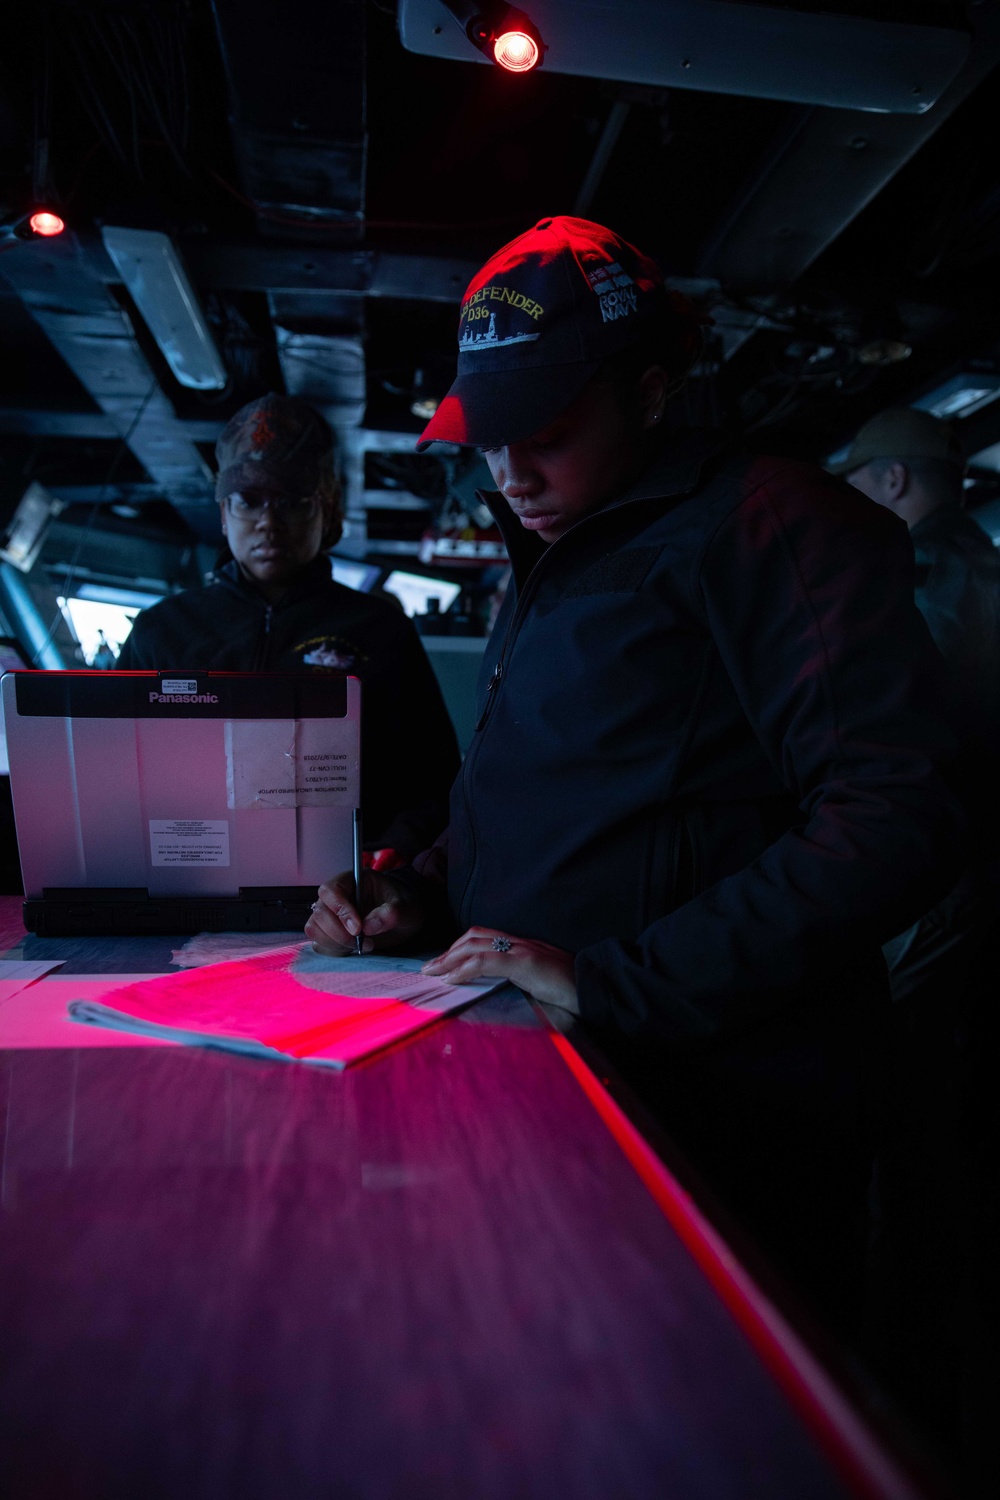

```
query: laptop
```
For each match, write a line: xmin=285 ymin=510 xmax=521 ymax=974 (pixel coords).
xmin=1 ymin=670 xmax=360 ymax=936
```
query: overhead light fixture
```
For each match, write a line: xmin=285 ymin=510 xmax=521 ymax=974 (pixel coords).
xmin=0 ymin=483 xmax=66 ymax=573
xmin=440 ymin=0 xmax=545 ymax=73
xmin=490 ymin=21 xmax=541 ymax=72
xmin=0 ymin=207 xmax=67 ymax=248
xmin=101 ymin=226 xmax=228 ymax=391
xmin=28 ymin=210 xmax=65 ymax=238
xmin=913 ymin=374 xmax=1000 ymax=421
xmin=402 ymin=0 xmax=967 ymax=112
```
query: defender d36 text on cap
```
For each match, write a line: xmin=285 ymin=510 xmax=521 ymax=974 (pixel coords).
xmin=417 ymin=216 xmax=702 ymax=452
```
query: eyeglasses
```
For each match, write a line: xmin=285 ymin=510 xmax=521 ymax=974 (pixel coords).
xmin=226 ymin=492 xmax=319 ymax=520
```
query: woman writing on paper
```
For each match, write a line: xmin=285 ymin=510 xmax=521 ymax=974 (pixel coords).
xmin=306 ymin=217 xmax=964 ymax=1335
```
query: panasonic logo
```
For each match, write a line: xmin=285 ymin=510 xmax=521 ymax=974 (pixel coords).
xmin=148 ymin=692 xmax=220 ymax=704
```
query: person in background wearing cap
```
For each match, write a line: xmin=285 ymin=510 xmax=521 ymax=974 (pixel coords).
xmin=307 ymin=218 xmax=965 ymax=1334
xmin=834 ymin=407 xmax=1000 ymax=995
xmin=837 ymin=407 xmax=1000 ymax=1466
xmin=839 ymin=406 xmax=1000 ymax=749
xmin=118 ymin=393 xmax=460 ymax=862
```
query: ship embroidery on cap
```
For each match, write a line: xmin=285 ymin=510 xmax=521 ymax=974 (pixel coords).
xmin=586 ymin=261 xmax=638 ymax=322
xmin=459 ymin=311 xmax=540 ymax=351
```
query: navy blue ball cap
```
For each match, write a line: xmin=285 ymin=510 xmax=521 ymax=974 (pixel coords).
xmin=416 ymin=216 xmax=699 ymax=451
xmin=215 ymin=393 xmax=335 ymax=502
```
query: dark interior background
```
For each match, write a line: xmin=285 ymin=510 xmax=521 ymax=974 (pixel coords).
xmin=2 ymin=0 xmax=1000 ymax=628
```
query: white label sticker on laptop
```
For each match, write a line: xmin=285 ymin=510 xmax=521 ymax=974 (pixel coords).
xmin=150 ymin=819 xmax=231 ymax=867
xmin=161 ymin=678 xmax=199 ymax=694
xmin=225 ymin=719 xmax=360 ymax=809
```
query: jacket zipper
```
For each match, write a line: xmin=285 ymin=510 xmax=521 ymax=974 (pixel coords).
xmin=458 ymin=492 xmax=669 ymax=926
xmin=254 ymin=605 xmax=273 ymax=670
xmin=474 ymin=491 xmax=663 ymax=733
xmin=473 ymin=533 xmax=570 ymax=734
xmin=475 ymin=660 xmax=503 ymax=731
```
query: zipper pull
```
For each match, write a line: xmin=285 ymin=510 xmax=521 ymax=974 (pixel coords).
xmin=475 ymin=661 xmax=503 ymax=731
xmin=254 ymin=606 xmax=273 ymax=671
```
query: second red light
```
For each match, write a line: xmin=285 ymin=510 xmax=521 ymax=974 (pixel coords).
xmin=29 ymin=211 xmax=65 ymax=238
xmin=493 ymin=28 xmax=539 ymax=72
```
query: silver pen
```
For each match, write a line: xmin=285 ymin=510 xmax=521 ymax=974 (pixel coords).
xmin=352 ymin=806 xmax=364 ymax=956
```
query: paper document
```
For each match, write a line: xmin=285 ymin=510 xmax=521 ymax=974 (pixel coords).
xmin=67 ymin=944 xmax=504 ymax=1069
xmin=0 ymin=959 xmax=66 ymax=1006
xmin=293 ymin=964 xmax=484 ymax=1011
xmin=0 ymin=975 xmax=174 ymax=1050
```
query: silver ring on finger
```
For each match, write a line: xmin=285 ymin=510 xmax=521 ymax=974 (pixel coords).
xmin=491 ymin=935 xmax=512 ymax=953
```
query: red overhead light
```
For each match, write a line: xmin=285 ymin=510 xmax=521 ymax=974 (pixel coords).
xmin=493 ymin=27 xmax=540 ymax=72
xmin=28 ymin=211 xmax=65 ymax=238
xmin=445 ymin=3 xmax=545 ymax=73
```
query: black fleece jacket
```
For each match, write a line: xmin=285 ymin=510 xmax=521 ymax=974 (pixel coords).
xmin=445 ymin=437 xmax=965 ymax=1059
xmin=117 ymin=558 xmax=460 ymax=858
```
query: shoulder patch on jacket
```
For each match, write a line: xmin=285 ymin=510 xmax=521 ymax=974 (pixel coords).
xmin=293 ymin=635 xmax=367 ymax=672
xmin=561 ymin=546 xmax=662 ymax=598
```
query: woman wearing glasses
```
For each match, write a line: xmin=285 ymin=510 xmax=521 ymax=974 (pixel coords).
xmin=117 ymin=393 xmax=460 ymax=860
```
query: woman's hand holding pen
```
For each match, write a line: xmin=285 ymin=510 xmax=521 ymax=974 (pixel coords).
xmin=306 ymin=872 xmax=425 ymax=956
xmin=421 ymin=928 xmax=580 ymax=1014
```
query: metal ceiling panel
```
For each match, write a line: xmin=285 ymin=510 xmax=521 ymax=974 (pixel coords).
xmin=181 ymin=243 xmax=480 ymax=303
xmin=699 ymin=3 xmax=1000 ymax=290
xmin=0 ymin=236 xmax=221 ymax=539
xmin=273 ymin=327 xmax=367 ymax=429
xmin=268 ymin=291 xmax=367 ymax=431
xmin=400 ymin=0 xmax=969 ymax=113
xmin=0 ymin=411 xmax=222 ymax=443
xmin=211 ymin=0 xmax=366 ymax=230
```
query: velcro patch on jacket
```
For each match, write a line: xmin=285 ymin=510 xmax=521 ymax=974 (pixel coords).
xmin=561 ymin=546 xmax=662 ymax=598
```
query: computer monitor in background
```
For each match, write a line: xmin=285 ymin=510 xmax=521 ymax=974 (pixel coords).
xmin=383 ymin=570 xmax=462 ymax=618
xmin=58 ymin=584 xmax=164 ymax=665
xmin=330 ymin=559 xmax=382 ymax=593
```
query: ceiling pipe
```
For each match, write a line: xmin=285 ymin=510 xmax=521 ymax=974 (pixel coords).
xmin=573 ymin=100 xmax=630 ymax=218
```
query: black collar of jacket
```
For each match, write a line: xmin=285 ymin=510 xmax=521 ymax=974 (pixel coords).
xmin=212 ymin=554 xmax=335 ymax=606
xmin=478 ymin=428 xmax=729 ymax=586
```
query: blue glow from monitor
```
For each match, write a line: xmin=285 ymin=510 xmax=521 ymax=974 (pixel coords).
xmin=330 ymin=559 xmax=382 ymax=592
xmin=383 ymin=571 xmax=462 ymax=618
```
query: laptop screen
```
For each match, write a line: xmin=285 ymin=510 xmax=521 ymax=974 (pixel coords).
xmin=1 ymin=670 xmax=360 ymax=900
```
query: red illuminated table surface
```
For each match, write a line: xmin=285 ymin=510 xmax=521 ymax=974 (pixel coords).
xmin=0 ymin=896 xmax=921 ymax=1500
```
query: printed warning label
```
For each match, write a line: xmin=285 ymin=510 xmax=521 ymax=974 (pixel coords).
xmin=150 ymin=819 xmax=230 ymax=867
xmin=224 ymin=718 xmax=360 ymax=809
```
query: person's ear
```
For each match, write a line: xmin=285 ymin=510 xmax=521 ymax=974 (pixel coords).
xmin=885 ymin=461 xmax=909 ymax=501
xmin=637 ymin=365 xmax=671 ymax=430
xmin=318 ymin=479 xmax=344 ymax=551
xmin=218 ymin=498 xmax=227 ymax=536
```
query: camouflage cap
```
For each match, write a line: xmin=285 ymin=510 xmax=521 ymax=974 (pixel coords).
xmin=828 ymin=407 xmax=965 ymax=476
xmin=215 ymin=393 xmax=336 ymax=501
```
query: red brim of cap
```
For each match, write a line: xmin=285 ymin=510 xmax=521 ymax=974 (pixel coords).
xmin=416 ymin=361 xmax=602 ymax=452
